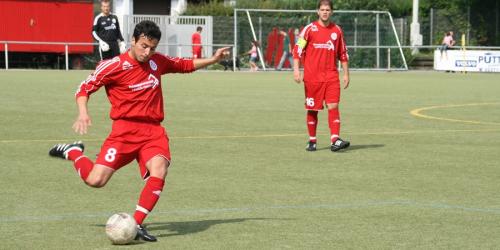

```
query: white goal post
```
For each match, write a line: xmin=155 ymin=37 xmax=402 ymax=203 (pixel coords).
xmin=233 ymin=8 xmax=408 ymax=71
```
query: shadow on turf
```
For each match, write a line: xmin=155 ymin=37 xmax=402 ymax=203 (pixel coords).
xmin=93 ymin=217 xmax=278 ymax=238
xmin=146 ymin=218 xmax=272 ymax=237
xmin=316 ymin=144 xmax=385 ymax=152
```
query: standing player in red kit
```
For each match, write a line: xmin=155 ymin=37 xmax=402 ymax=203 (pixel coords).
xmin=293 ymin=0 xmax=350 ymax=152
xmin=48 ymin=21 xmax=229 ymax=242
xmin=192 ymin=26 xmax=203 ymax=59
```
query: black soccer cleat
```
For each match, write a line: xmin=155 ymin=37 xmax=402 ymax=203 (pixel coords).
xmin=306 ymin=141 xmax=317 ymax=151
xmin=48 ymin=141 xmax=84 ymax=160
xmin=331 ymin=138 xmax=350 ymax=152
xmin=135 ymin=225 xmax=157 ymax=242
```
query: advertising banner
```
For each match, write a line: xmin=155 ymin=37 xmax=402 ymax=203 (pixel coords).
xmin=434 ymin=50 xmax=500 ymax=72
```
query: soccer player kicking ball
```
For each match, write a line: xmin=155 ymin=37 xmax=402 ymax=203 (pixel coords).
xmin=49 ymin=20 xmax=229 ymax=242
xmin=293 ymin=0 xmax=350 ymax=152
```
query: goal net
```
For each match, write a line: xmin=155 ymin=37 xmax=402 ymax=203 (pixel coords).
xmin=233 ymin=9 xmax=408 ymax=71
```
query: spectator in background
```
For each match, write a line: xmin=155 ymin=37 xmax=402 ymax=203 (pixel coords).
xmin=276 ymin=29 xmax=293 ymax=70
xmin=439 ymin=31 xmax=455 ymax=60
xmin=192 ymin=26 xmax=203 ymax=59
xmin=247 ymin=40 xmax=259 ymax=72
xmin=219 ymin=50 xmax=241 ymax=71
xmin=93 ymin=0 xmax=126 ymax=60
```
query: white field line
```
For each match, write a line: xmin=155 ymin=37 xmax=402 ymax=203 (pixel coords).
xmin=2 ymin=200 xmax=500 ymax=223
xmin=1 ymin=128 xmax=500 ymax=144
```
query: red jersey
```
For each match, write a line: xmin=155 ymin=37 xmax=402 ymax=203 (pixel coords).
xmin=192 ymin=32 xmax=202 ymax=51
xmin=293 ymin=21 xmax=348 ymax=82
xmin=75 ymin=52 xmax=195 ymax=123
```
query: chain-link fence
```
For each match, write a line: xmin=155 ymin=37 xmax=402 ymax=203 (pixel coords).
xmin=2 ymin=7 xmax=497 ymax=70
xmin=399 ymin=7 xmax=499 ymax=48
xmin=232 ymin=9 xmax=407 ymax=70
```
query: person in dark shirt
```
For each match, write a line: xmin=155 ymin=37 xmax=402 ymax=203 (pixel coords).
xmin=93 ymin=0 xmax=126 ymax=60
xmin=276 ymin=29 xmax=293 ymax=70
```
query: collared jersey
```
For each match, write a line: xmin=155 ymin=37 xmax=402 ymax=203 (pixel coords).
xmin=76 ymin=53 xmax=195 ymax=123
xmin=293 ymin=21 xmax=348 ymax=82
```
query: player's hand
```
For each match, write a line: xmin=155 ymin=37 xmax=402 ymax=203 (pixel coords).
xmin=343 ymin=74 xmax=350 ymax=89
xmin=72 ymin=114 xmax=92 ymax=135
xmin=212 ymin=47 xmax=231 ymax=62
xmin=100 ymin=41 xmax=110 ymax=52
xmin=293 ymin=69 xmax=302 ymax=83
xmin=119 ymin=41 xmax=127 ymax=53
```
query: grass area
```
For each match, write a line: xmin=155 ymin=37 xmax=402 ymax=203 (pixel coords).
xmin=0 ymin=70 xmax=499 ymax=249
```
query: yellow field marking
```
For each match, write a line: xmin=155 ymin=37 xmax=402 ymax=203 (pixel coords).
xmin=2 ymin=128 xmax=500 ymax=143
xmin=410 ymin=103 xmax=500 ymax=125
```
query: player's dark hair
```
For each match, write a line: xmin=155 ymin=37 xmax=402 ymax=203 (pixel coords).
xmin=196 ymin=26 xmax=203 ymax=32
xmin=133 ymin=20 xmax=161 ymax=42
xmin=317 ymin=0 xmax=333 ymax=9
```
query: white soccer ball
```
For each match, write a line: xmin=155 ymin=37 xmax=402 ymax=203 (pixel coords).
xmin=105 ymin=213 xmax=137 ymax=245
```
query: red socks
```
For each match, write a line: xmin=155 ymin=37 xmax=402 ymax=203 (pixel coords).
xmin=67 ymin=150 xmax=94 ymax=181
xmin=67 ymin=149 xmax=166 ymax=226
xmin=328 ymin=108 xmax=340 ymax=143
xmin=306 ymin=110 xmax=318 ymax=142
xmin=307 ymin=109 xmax=341 ymax=143
xmin=134 ymin=176 xmax=165 ymax=225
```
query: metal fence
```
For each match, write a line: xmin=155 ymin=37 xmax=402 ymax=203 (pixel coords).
xmin=1 ymin=9 xmax=499 ymax=71
xmin=0 ymin=41 xmax=233 ymax=70
xmin=3 ymin=40 xmax=500 ymax=71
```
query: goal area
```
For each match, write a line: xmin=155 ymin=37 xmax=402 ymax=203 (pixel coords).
xmin=233 ymin=9 xmax=408 ymax=71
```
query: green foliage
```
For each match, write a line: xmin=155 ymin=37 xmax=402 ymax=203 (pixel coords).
xmin=335 ymin=0 xmax=412 ymax=17
xmin=234 ymin=0 xmax=317 ymax=10
xmin=184 ymin=0 xmax=233 ymax=16
xmin=185 ymin=0 xmax=498 ymax=46
xmin=421 ymin=0 xmax=500 ymax=46
xmin=185 ymin=0 xmax=413 ymax=17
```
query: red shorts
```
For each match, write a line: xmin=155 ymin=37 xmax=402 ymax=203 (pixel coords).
xmin=95 ymin=119 xmax=171 ymax=179
xmin=192 ymin=48 xmax=202 ymax=59
xmin=303 ymin=80 xmax=340 ymax=110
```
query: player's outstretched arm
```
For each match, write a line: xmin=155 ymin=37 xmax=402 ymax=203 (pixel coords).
xmin=72 ymin=96 xmax=92 ymax=135
xmin=193 ymin=47 xmax=231 ymax=69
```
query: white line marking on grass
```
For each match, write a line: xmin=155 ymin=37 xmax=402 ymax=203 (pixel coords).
xmin=2 ymin=128 xmax=500 ymax=143
xmin=0 ymin=138 xmax=104 ymax=143
xmin=2 ymin=200 xmax=500 ymax=223
xmin=410 ymin=102 xmax=500 ymax=125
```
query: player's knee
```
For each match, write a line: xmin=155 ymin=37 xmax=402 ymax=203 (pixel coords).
xmin=327 ymin=103 xmax=339 ymax=109
xmin=148 ymin=158 xmax=170 ymax=179
xmin=85 ymin=176 xmax=108 ymax=188
xmin=153 ymin=163 xmax=169 ymax=178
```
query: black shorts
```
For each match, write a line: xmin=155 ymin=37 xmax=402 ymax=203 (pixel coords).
xmin=101 ymin=41 xmax=120 ymax=60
